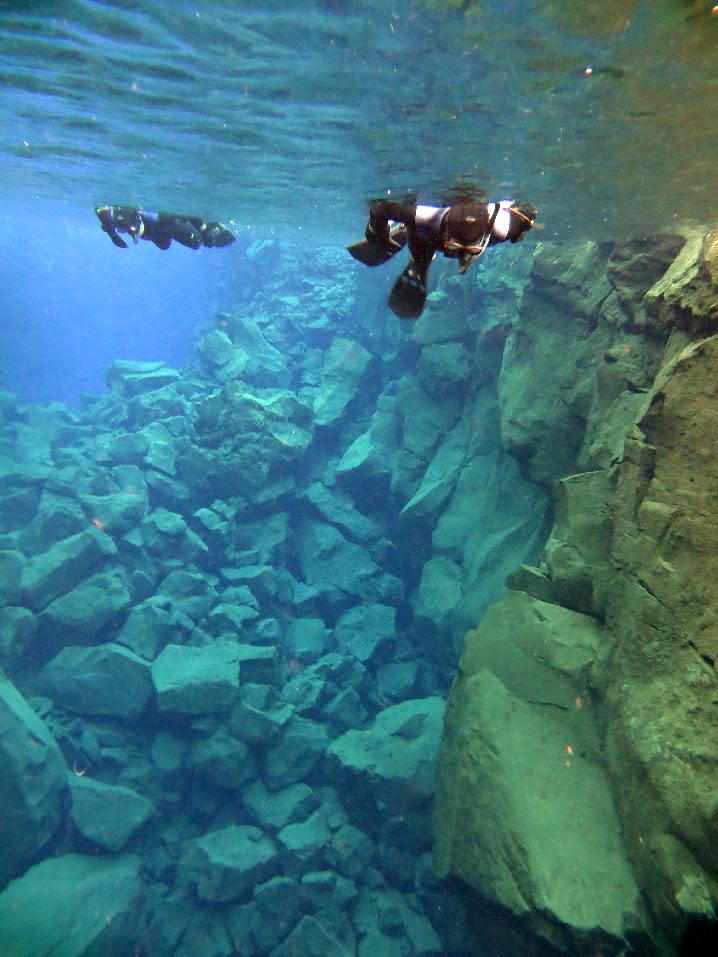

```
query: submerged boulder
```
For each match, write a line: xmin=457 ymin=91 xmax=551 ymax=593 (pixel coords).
xmin=69 ymin=776 xmax=155 ymax=852
xmin=433 ymin=591 xmax=644 ymax=952
xmin=152 ymin=641 xmax=240 ymax=715
xmin=178 ymin=825 xmax=278 ymax=903
xmin=0 ymin=853 xmax=143 ymax=957
xmin=327 ymin=697 xmax=445 ymax=822
xmin=0 ymin=676 xmax=68 ymax=887
xmin=41 ymin=642 xmax=153 ymax=718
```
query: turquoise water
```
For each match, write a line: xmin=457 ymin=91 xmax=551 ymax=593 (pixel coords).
xmin=0 ymin=3 xmax=717 ymax=956
xmin=2 ymin=0 xmax=718 ymax=240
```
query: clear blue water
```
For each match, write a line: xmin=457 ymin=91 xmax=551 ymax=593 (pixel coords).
xmin=1 ymin=0 xmax=717 ymax=402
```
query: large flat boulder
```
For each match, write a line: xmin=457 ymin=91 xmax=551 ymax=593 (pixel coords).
xmin=433 ymin=591 xmax=643 ymax=951
xmin=313 ymin=337 xmax=371 ymax=427
xmin=0 ymin=853 xmax=143 ymax=956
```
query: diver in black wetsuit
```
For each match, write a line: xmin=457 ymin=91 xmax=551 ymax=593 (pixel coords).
xmin=348 ymin=198 xmax=536 ymax=318
xmin=95 ymin=205 xmax=235 ymax=250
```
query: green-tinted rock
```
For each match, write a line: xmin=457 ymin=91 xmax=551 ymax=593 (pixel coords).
xmin=313 ymin=337 xmax=371 ymax=427
xmin=0 ymin=853 xmax=143 ymax=957
xmin=242 ymin=779 xmax=318 ymax=832
xmin=106 ymin=359 xmax=180 ymax=396
xmin=434 ymin=591 xmax=642 ymax=948
xmin=0 ymin=549 xmax=23 ymax=605
xmin=39 ymin=570 xmax=131 ymax=642
xmin=327 ymin=697 xmax=445 ymax=817
xmin=0 ymin=605 xmax=37 ymax=663
xmin=334 ymin=603 xmax=396 ymax=664
xmin=179 ymin=824 xmax=278 ymax=903
xmin=187 ymin=728 xmax=257 ymax=789
xmin=0 ymin=676 xmax=68 ymax=886
xmin=264 ymin=715 xmax=330 ymax=791
xmin=21 ymin=527 xmax=116 ymax=611
xmin=152 ymin=641 xmax=240 ymax=714
xmin=42 ymin=642 xmax=153 ymax=717
xmin=412 ymin=556 xmax=462 ymax=629
xmin=69 ymin=776 xmax=154 ymax=852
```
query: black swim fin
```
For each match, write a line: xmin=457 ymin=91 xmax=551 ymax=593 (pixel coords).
xmin=388 ymin=257 xmax=431 ymax=319
xmin=347 ymin=224 xmax=407 ymax=267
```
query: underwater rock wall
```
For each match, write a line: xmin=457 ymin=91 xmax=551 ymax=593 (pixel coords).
xmin=0 ymin=239 xmax=543 ymax=955
xmin=434 ymin=230 xmax=718 ymax=955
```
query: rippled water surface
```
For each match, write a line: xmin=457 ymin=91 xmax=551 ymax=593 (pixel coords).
xmin=1 ymin=0 xmax=717 ymax=240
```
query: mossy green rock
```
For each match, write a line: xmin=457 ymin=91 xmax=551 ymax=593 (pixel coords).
xmin=433 ymin=591 xmax=643 ymax=949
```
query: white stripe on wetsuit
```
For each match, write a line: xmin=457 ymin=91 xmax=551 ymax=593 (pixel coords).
xmin=488 ymin=201 xmax=513 ymax=241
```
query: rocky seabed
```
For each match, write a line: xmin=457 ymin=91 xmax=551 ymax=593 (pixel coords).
xmin=2 ymin=232 xmax=716 ymax=957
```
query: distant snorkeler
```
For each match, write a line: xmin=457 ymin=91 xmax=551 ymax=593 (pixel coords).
xmin=348 ymin=196 xmax=536 ymax=319
xmin=95 ymin=205 xmax=235 ymax=250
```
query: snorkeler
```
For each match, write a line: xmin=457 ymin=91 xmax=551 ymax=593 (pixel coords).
xmin=95 ymin=205 xmax=235 ymax=250
xmin=348 ymin=198 xmax=536 ymax=318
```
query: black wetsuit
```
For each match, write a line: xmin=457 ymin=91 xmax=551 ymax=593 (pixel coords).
xmin=96 ymin=206 xmax=235 ymax=250
xmin=351 ymin=198 xmax=536 ymax=318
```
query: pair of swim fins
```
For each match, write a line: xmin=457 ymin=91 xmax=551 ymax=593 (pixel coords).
xmin=347 ymin=225 xmax=430 ymax=320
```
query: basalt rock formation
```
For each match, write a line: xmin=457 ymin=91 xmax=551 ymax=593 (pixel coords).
xmin=434 ymin=230 xmax=718 ymax=955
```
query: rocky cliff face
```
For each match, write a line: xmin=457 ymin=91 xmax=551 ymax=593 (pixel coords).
xmin=434 ymin=230 xmax=718 ymax=955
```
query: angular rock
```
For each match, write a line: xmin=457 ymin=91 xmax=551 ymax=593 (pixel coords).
xmin=264 ymin=715 xmax=330 ymax=791
xmin=271 ymin=912 xmax=356 ymax=957
xmin=187 ymin=728 xmax=257 ymax=790
xmin=39 ymin=570 xmax=131 ymax=642
xmin=21 ymin=526 xmax=116 ymax=611
xmin=327 ymin=697 xmax=445 ymax=821
xmin=251 ymin=876 xmax=303 ymax=949
xmin=313 ymin=337 xmax=371 ymax=427
xmin=412 ymin=556 xmax=462 ymax=630
xmin=152 ymin=641 xmax=240 ymax=715
xmin=0 ymin=549 xmax=23 ymax=606
xmin=0 ymin=605 xmax=37 ymax=664
xmin=0 ymin=853 xmax=143 ymax=957
xmin=42 ymin=642 xmax=153 ymax=717
xmin=334 ymin=603 xmax=396 ymax=664
xmin=295 ymin=520 xmax=382 ymax=609
xmin=0 ymin=676 xmax=68 ymax=886
xmin=179 ymin=825 xmax=278 ymax=903
xmin=433 ymin=591 xmax=642 ymax=950
xmin=283 ymin=617 xmax=329 ymax=664
xmin=277 ymin=809 xmax=332 ymax=876
xmin=106 ymin=359 xmax=180 ymax=396
xmin=229 ymin=683 xmax=294 ymax=746
xmin=304 ymin=481 xmax=381 ymax=544
xmin=115 ymin=599 xmax=175 ymax=659
xmin=416 ymin=341 xmax=470 ymax=395
xmin=243 ymin=779 xmax=319 ymax=832
xmin=69 ymin=775 xmax=155 ymax=852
